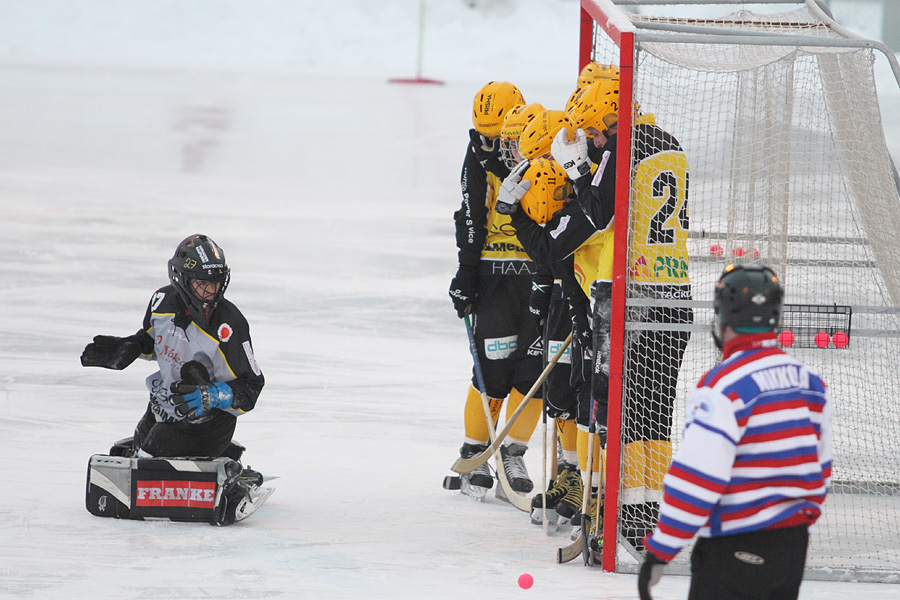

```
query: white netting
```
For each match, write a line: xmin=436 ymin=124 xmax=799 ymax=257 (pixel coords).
xmin=591 ymin=2 xmax=900 ymax=582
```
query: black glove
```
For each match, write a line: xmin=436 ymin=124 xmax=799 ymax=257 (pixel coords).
xmin=638 ymin=551 xmax=667 ymax=600
xmin=469 ymin=128 xmax=509 ymax=177
xmin=569 ymin=308 xmax=593 ymax=391
xmin=449 ymin=264 xmax=478 ymax=319
xmin=179 ymin=360 xmax=211 ymax=386
xmin=528 ymin=275 xmax=552 ymax=326
xmin=80 ymin=334 xmax=142 ymax=370
xmin=469 ymin=128 xmax=498 ymax=165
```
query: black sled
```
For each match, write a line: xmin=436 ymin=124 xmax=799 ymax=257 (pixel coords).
xmin=86 ymin=437 xmax=272 ymax=526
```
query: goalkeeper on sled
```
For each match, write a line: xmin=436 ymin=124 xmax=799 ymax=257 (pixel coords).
xmin=81 ymin=234 xmax=271 ymax=525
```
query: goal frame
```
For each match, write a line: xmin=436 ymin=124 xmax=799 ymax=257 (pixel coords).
xmin=579 ymin=0 xmax=900 ymax=577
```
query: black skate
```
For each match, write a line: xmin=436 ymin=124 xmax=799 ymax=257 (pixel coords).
xmin=500 ymin=442 xmax=533 ymax=493
xmin=458 ymin=443 xmax=493 ymax=501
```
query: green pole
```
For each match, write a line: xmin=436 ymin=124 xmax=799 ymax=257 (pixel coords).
xmin=416 ymin=0 xmax=426 ymax=78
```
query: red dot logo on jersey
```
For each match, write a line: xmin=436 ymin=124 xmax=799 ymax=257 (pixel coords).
xmin=217 ymin=323 xmax=233 ymax=342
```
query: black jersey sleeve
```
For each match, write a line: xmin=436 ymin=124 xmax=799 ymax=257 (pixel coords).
xmin=454 ymin=137 xmax=492 ymax=267
xmin=510 ymin=200 xmax=596 ymax=265
xmin=576 ymin=136 xmax=617 ymax=232
xmin=213 ymin=303 xmax=265 ymax=413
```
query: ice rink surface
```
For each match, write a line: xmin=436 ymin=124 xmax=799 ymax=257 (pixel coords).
xmin=2 ymin=1 xmax=899 ymax=598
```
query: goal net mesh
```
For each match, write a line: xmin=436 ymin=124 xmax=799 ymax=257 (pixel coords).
xmin=589 ymin=3 xmax=900 ymax=581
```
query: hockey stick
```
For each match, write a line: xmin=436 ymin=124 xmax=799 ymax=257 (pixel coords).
xmin=463 ymin=313 xmax=532 ymax=512
xmin=451 ymin=332 xmax=572 ymax=475
xmin=540 ymin=316 xmax=550 ymax=535
xmin=541 ymin=405 xmax=550 ymax=535
xmin=557 ymin=396 xmax=599 ymax=564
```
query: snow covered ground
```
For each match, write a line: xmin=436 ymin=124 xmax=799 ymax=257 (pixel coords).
xmin=1 ymin=1 xmax=899 ymax=598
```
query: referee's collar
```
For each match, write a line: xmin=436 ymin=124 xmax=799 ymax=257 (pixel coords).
xmin=722 ymin=331 xmax=779 ymax=360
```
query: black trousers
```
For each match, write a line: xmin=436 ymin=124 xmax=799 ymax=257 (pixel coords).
xmin=471 ymin=273 xmax=544 ymax=399
xmin=688 ymin=526 xmax=809 ymax=600
xmin=133 ymin=405 xmax=237 ymax=458
xmin=543 ymin=284 xmax=576 ymax=420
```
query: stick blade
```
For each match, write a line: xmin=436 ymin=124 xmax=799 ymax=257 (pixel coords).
xmin=557 ymin=534 xmax=583 ymax=564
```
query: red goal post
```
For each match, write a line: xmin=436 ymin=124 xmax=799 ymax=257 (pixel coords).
xmin=579 ymin=0 xmax=637 ymax=575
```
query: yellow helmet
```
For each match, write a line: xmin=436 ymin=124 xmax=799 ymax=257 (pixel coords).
xmin=499 ymin=102 xmax=545 ymax=169
xmin=519 ymin=158 xmax=572 ymax=224
xmin=577 ymin=62 xmax=620 ymax=88
xmin=472 ymin=81 xmax=525 ymax=138
xmin=519 ymin=110 xmax=576 ymax=160
xmin=573 ymin=79 xmax=620 ymax=135
xmin=565 ymin=86 xmax=588 ymax=118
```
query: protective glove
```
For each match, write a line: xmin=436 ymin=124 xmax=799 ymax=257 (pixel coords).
xmin=528 ymin=275 xmax=552 ymax=326
xmin=170 ymin=381 xmax=233 ymax=419
xmin=495 ymin=160 xmax=531 ymax=216
xmin=80 ymin=334 xmax=142 ymax=370
xmin=449 ymin=264 xmax=478 ymax=319
xmin=551 ymin=127 xmax=591 ymax=180
xmin=637 ymin=551 xmax=667 ymax=600
xmin=569 ymin=309 xmax=594 ymax=391
xmin=469 ymin=128 xmax=499 ymax=164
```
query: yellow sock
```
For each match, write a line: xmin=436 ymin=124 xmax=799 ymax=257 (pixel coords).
xmin=622 ymin=440 xmax=646 ymax=491
xmin=507 ymin=387 xmax=542 ymax=444
xmin=644 ymin=439 xmax=673 ymax=491
xmin=463 ymin=384 xmax=502 ymax=443
xmin=576 ymin=427 xmax=604 ymax=475
xmin=557 ymin=418 xmax=578 ymax=466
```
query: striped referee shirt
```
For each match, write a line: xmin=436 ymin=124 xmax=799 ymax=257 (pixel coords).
xmin=645 ymin=332 xmax=833 ymax=562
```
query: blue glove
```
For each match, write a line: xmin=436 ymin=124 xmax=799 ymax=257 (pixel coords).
xmin=170 ymin=381 xmax=233 ymax=419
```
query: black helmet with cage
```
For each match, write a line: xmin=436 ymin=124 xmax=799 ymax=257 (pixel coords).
xmin=712 ymin=264 xmax=784 ymax=349
xmin=167 ymin=234 xmax=230 ymax=326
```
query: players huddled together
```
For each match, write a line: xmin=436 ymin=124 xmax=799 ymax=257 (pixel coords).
xmin=447 ymin=63 xmax=694 ymax=558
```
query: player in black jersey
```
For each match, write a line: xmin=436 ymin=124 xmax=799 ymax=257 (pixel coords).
xmin=554 ymin=78 xmax=694 ymax=550
xmin=81 ymin=234 xmax=264 ymax=459
xmin=449 ymin=82 xmax=545 ymax=499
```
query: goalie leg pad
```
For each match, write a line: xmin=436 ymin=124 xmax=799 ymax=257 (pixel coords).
xmin=86 ymin=454 xmax=240 ymax=524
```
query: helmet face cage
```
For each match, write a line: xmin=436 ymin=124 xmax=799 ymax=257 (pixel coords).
xmin=500 ymin=103 xmax=544 ymax=170
xmin=168 ymin=234 xmax=230 ymax=323
xmin=713 ymin=264 xmax=784 ymax=342
xmin=499 ymin=137 xmax=521 ymax=170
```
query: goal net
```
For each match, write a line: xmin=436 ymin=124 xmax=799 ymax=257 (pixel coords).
xmin=582 ymin=0 xmax=900 ymax=582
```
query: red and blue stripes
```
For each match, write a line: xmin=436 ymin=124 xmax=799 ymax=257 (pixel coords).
xmin=645 ymin=337 xmax=832 ymax=562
